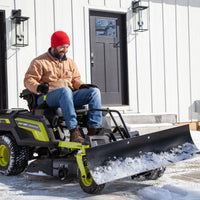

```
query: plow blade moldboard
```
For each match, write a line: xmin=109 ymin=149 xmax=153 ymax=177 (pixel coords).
xmin=86 ymin=125 xmax=199 ymax=185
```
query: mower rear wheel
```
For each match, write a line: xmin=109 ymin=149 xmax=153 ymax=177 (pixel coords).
xmin=0 ymin=134 xmax=29 ymax=175
xmin=78 ymin=167 xmax=105 ymax=194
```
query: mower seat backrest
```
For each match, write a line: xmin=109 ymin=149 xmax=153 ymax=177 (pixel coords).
xmin=20 ymin=89 xmax=38 ymax=110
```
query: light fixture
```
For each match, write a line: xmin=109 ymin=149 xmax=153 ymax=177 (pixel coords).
xmin=132 ymin=0 xmax=149 ymax=32
xmin=11 ymin=9 xmax=29 ymax=47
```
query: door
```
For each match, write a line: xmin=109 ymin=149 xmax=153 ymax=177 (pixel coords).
xmin=89 ymin=11 xmax=128 ymax=105
xmin=0 ymin=10 xmax=8 ymax=109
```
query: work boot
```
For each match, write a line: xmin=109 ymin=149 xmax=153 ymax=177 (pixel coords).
xmin=69 ymin=128 xmax=84 ymax=143
xmin=87 ymin=127 xmax=103 ymax=136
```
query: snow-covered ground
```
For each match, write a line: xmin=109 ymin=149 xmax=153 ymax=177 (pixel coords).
xmin=0 ymin=131 xmax=200 ymax=200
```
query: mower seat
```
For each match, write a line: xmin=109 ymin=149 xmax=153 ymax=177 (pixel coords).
xmin=20 ymin=89 xmax=88 ymax=116
xmin=54 ymin=106 xmax=88 ymax=117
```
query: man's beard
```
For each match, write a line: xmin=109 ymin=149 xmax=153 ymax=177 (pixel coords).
xmin=53 ymin=48 xmax=65 ymax=59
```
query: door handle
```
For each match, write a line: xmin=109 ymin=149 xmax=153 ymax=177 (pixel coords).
xmin=114 ymin=41 xmax=120 ymax=48
xmin=91 ymin=52 xmax=94 ymax=66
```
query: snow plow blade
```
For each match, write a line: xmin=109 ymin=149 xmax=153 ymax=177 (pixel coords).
xmin=86 ymin=125 xmax=199 ymax=185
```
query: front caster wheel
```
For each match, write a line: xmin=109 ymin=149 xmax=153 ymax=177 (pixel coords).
xmin=78 ymin=167 xmax=105 ymax=194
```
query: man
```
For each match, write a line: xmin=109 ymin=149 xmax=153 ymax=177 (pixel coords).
xmin=24 ymin=31 xmax=102 ymax=143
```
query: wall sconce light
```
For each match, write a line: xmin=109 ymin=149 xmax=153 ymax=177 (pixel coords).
xmin=132 ymin=0 xmax=149 ymax=32
xmin=11 ymin=9 xmax=29 ymax=47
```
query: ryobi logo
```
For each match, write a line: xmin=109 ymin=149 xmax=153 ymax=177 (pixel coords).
xmin=16 ymin=121 xmax=41 ymax=131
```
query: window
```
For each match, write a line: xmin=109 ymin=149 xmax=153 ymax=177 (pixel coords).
xmin=95 ymin=18 xmax=116 ymax=37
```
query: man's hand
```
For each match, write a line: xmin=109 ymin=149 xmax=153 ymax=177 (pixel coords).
xmin=79 ymin=84 xmax=98 ymax=89
xmin=37 ymin=82 xmax=49 ymax=94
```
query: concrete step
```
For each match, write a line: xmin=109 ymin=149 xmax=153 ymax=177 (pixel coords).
xmin=105 ymin=113 xmax=177 ymax=135
xmin=126 ymin=123 xmax=175 ymax=135
xmin=105 ymin=113 xmax=177 ymax=124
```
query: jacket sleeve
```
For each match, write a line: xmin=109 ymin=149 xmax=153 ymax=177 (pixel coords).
xmin=71 ymin=60 xmax=84 ymax=90
xmin=24 ymin=60 xmax=43 ymax=94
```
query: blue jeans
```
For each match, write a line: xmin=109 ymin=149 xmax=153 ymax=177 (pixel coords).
xmin=37 ymin=87 xmax=102 ymax=130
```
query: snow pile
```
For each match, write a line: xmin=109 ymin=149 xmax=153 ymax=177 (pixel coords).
xmin=137 ymin=184 xmax=200 ymax=200
xmin=90 ymin=142 xmax=199 ymax=185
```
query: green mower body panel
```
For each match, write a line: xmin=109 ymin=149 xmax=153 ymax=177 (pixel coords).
xmin=0 ymin=109 xmax=57 ymax=147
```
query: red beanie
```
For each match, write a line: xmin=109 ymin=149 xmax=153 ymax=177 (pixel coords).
xmin=51 ymin=31 xmax=70 ymax=48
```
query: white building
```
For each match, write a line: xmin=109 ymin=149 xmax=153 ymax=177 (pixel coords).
xmin=0 ymin=0 xmax=200 ymax=124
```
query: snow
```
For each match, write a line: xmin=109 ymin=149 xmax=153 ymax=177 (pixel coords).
xmin=0 ymin=131 xmax=200 ymax=200
xmin=90 ymin=142 xmax=198 ymax=184
xmin=137 ymin=185 xmax=199 ymax=200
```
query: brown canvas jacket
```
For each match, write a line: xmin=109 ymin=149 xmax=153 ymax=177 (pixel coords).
xmin=24 ymin=50 xmax=84 ymax=94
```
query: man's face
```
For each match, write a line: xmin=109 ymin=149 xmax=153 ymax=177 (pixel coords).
xmin=53 ymin=44 xmax=69 ymax=59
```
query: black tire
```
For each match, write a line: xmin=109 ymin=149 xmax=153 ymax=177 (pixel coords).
xmin=131 ymin=167 xmax=166 ymax=181
xmin=78 ymin=168 xmax=105 ymax=194
xmin=0 ymin=134 xmax=29 ymax=175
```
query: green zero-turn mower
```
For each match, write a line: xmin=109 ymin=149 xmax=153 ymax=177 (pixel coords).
xmin=0 ymin=89 xmax=199 ymax=194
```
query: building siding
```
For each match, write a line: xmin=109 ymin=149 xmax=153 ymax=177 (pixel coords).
xmin=1 ymin=0 xmax=200 ymax=122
